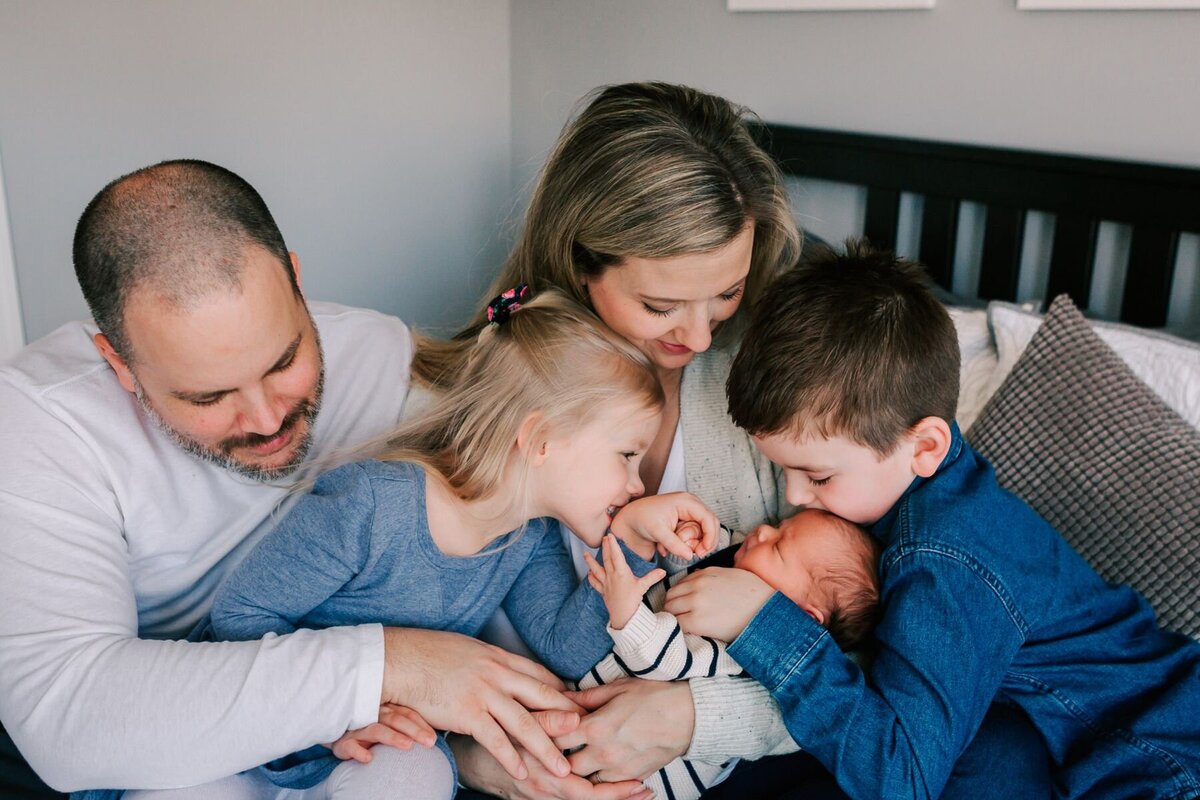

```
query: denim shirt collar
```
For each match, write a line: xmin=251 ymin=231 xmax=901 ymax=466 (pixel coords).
xmin=870 ymin=420 xmax=964 ymax=534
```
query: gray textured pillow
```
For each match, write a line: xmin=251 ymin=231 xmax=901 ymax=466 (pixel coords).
xmin=969 ymin=295 xmax=1200 ymax=639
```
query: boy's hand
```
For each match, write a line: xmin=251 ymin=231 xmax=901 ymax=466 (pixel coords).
xmin=610 ymin=493 xmax=719 ymax=562
xmin=664 ymin=567 xmax=774 ymax=642
xmin=584 ymin=534 xmax=667 ymax=629
xmin=327 ymin=703 xmax=438 ymax=763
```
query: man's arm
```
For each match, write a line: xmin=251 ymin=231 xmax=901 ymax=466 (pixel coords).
xmin=0 ymin=436 xmax=387 ymax=791
xmin=0 ymin=395 xmax=574 ymax=790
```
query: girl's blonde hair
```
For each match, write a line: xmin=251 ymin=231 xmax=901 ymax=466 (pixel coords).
xmin=384 ymin=290 xmax=663 ymax=506
xmin=414 ymin=81 xmax=801 ymax=387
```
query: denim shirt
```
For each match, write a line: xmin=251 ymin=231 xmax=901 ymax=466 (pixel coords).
xmin=727 ymin=424 xmax=1200 ymax=800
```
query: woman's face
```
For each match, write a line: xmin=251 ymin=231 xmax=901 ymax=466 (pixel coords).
xmin=583 ymin=224 xmax=754 ymax=374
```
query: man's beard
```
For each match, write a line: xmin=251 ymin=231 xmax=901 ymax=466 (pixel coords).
xmin=137 ymin=368 xmax=325 ymax=484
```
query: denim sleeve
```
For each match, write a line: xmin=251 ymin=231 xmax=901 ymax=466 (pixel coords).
xmin=728 ymin=549 xmax=1025 ymax=800
xmin=504 ymin=530 xmax=653 ymax=681
xmin=209 ymin=463 xmax=377 ymax=641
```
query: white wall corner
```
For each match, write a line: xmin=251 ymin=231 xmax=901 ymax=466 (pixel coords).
xmin=0 ymin=149 xmax=25 ymax=363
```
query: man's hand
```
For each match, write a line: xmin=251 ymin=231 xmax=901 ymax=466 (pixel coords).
xmin=451 ymin=712 xmax=653 ymax=800
xmin=558 ymin=679 xmax=694 ymax=782
xmin=381 ymin=628 xmax=582 ymax=782
xmin=610 ymin=493 xmax=719 ymax=561
xmin=664 ymin=567 xmax=775 ymax=642
xmin=327 ymin=703 xmax=438 ymax=762
xmin=584 ymin=534 xmax=666 ymax=629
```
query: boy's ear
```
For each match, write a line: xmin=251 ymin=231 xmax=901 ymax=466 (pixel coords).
xmin=92 ymin=333 xmax=137 ymax=394
xmin=908 ymin=416 xmax=952 ymax=478
xmin=516 ymin=412 xmax=550 ymax=465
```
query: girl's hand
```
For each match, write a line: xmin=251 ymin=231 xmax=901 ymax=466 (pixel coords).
xmin=584 ymin=534 xmax=666 ymax=629
xmin=663 ymin=567 xmax=774 ymax=642
xmin=327 ymin=703 xmax=439 ymax=763
xmin=610 ymin=493 xmax=719 ymax=562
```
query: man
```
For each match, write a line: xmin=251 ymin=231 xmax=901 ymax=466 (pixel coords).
xmin=0 ymin=161 xmax=580 ymax=796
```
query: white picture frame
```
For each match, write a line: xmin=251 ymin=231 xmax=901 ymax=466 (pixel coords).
xmin=729 ymin=0 xmax=933 ymax=10
xmin=0 ymin=149 xmax=25 ymax=363
xmin=1018 ymin=0 xmax=1200 ymax=8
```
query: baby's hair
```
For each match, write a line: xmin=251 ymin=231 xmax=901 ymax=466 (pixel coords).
xmin=728 ymin=238 xmax=959 ymax=455
xmin=380 ymin=289 xmax=663 ymax=511
xmin=815 ymin=515 xmax=883 ymax=652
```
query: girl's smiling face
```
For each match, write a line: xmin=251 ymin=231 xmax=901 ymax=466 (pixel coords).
xmin=536 ymin=399 xmax=664 ymax=545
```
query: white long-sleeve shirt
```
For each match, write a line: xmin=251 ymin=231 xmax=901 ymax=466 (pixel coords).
xmin=0 ymin=302 xmax=412 ymax=792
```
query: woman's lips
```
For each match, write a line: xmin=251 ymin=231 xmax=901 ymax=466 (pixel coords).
xmin=657 ymin=340 xmax=692 ymax=355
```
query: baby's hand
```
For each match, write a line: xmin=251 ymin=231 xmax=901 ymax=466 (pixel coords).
xmin=326 ymin=703 xmax=438 ymax=763
xmin=610 ymin=493 xmax=720 ymax=562
xmin=584 ymin=533 xmax=667 ymax=629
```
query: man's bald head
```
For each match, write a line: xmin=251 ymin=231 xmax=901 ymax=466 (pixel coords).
xmin=73 ymin=160 xmax=299 ymax=362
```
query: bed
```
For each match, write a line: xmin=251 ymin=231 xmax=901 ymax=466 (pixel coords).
xmin=755 ymin=121 xmax=1200 ymax=641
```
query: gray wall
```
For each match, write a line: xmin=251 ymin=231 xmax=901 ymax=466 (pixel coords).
xmin=5 ymin=1 xmax=1200 ymax=342
xmin=0 ymin=0 xmax=512 ymax=342
xmin=510 ymin=0 xmax=1200 ymax=326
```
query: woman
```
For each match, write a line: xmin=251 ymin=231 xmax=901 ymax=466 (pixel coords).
xmin=415 ymin=81 xmax=804 ymax=799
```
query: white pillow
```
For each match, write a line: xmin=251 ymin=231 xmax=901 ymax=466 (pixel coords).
xmin=986 ymin=301 xmax=1200 ymax=431
xmin=948 ymin=306 xmax=999 ymax=432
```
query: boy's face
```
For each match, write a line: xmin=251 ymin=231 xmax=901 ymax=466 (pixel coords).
xmin=752 ymin=431 xmax=917 ymax=526
xmin=733 ymin=510 xmax=858 ymax=618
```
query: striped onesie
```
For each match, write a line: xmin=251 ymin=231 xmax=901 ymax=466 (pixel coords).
xmin=576 ymin=533 xmax=799 ymax=800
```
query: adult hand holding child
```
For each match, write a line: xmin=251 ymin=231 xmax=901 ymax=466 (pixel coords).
xmin=382 ymin=628 xmax=584 ymax=781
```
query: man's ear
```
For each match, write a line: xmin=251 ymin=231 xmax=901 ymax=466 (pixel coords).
xmin=908 ymin=416 xmax=952 ymax=478
xmin=92 ymin=333 xmax=137 ymax=394
xmin=289 ymin=252 xmax=303 ymax=294
xmin=516 ymin=412 xmax=550 ymax=465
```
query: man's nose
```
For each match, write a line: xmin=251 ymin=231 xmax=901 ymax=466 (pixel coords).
xmin=238 ymin=388 xmax=287 ymax=436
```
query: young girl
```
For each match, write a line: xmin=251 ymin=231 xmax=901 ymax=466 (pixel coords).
xmin=193 ymin=287 xmax=715 ymax=800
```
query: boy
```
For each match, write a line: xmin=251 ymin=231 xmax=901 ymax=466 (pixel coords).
xmin=680 ymin=240 xmax=1200 ymax=799
xmin=588 ymin=505 xmax=882 ymax=800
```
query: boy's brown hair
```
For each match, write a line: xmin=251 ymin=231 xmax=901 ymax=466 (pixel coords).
xmin=728 ymin=239 xmax=960 ymax=454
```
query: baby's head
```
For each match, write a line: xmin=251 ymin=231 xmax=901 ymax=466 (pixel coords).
xmin=735 ymin=509 xmax=881 ymax=651
xmin=728 ymin=239 xmax=960 ymax=525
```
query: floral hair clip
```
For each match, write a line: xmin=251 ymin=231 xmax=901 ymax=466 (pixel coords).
xmin=486 ymin=283 xmax=529 ymax=326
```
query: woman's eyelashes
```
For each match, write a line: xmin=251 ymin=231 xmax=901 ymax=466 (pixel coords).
xmin=640 ymin=287 xmax=743 ymax=318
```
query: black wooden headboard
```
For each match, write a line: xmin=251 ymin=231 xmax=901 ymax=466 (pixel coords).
xmin=754 ymin=123 xmax=1200 ymax=328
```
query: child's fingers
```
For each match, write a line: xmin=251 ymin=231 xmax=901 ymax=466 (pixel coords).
xmin=602 ymin=533 xmax=632 ymax=576
xmin=587 ymin=572 xmax=603 ymax=593
xmin=382 ymin=705 xmax=438 ymax=748
xmin=582 ymin=551 xmax=606 ymax=585
xmin=656 ymin=527 xmax=699 ymax=561
xmin=671 ymin=493 xmax=720 ymax=555
xmin=333 ymin=735 xmax=373 ymax=763
xmin=637 ymin=568 xmax=667 ymax=594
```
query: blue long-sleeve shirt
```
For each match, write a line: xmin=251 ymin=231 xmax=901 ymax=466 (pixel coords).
xmin=728 ymin=424 xmax=1200 ymax=800
xmin=209 ymin=459 xmax=618 ymax=788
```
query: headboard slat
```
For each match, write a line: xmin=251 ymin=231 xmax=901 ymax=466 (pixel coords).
xmin=918 ymin=195 xmax=958 ymax=290
xmin=1046 ymin=214 xmax=1099 ymax=312
xmin=978 ymin=206 xmax=1025 ymax=302
xmin=1121 ymin=227 xmax=1179 ymax=327
xmin=864 ymin=188 xmax=900 ymax=252
xmin=756 ymin=122 xmax=1200 ymax=321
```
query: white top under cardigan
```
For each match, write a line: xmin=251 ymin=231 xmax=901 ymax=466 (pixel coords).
xmin=0 ymin=303 xmax=414 ymax=792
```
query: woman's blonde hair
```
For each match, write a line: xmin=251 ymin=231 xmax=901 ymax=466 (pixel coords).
xmin=384 ymin=290 xmax=663 ymax=507
xmin=414 ymin=81 xmax=801 ymax=386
